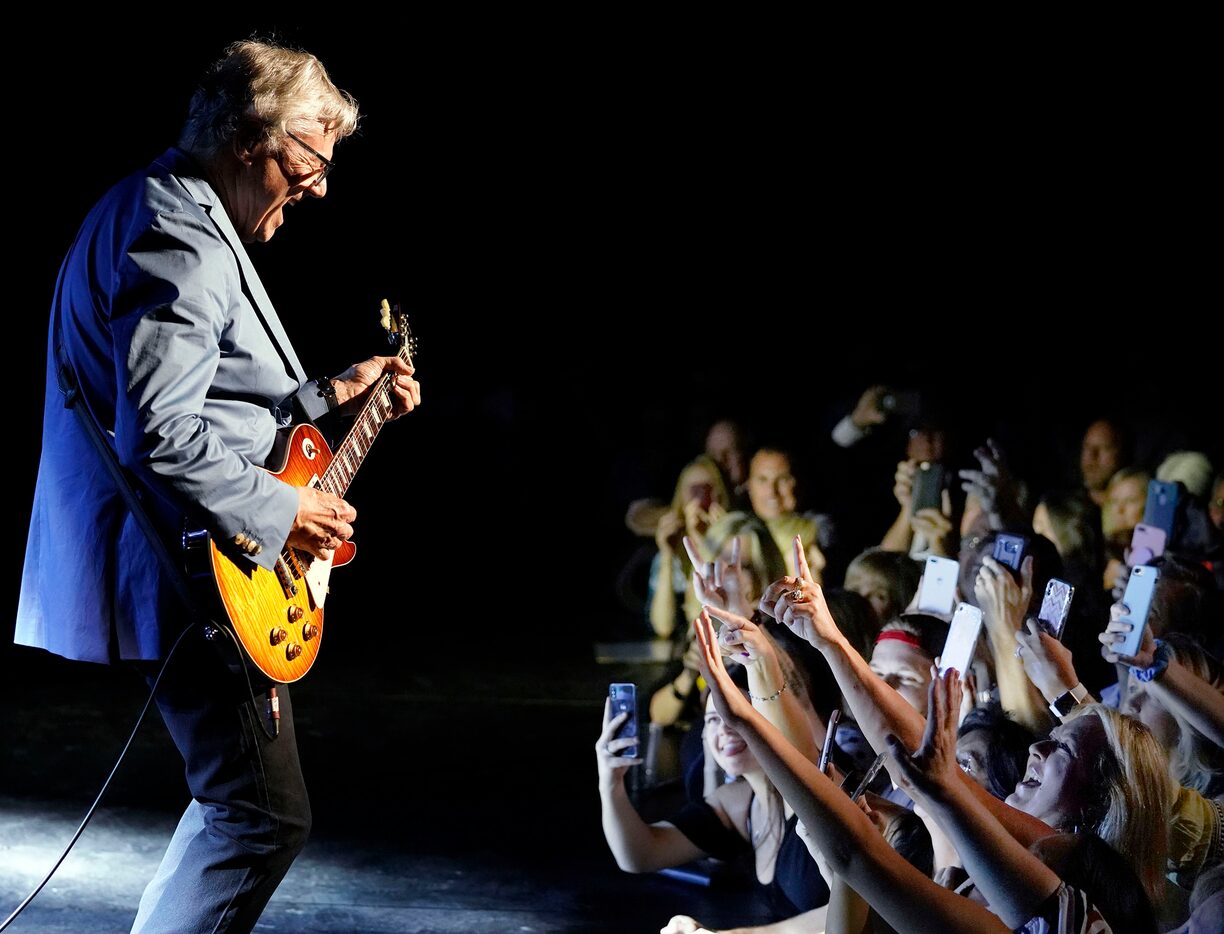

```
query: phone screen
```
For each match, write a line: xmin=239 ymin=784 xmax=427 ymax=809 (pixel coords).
xmin=1116 ymin=567 xmax=1159 ymax=659
xmin=939 ymin=603 xmax=983 ymax=676
xmin=609 ymin=683 xmax=638 ymax=758
xmin=917 ymin=556 xmax=959 ymax=616
xmin=1037 ymin=579 xmax=1075 ymax=640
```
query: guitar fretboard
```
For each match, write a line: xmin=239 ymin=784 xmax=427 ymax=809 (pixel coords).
xmin=317 ymin=342 xmax=412 ymax=498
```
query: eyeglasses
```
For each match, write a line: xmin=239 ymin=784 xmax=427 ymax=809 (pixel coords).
xmin=284 ymin=131 xmax=335 ymax=187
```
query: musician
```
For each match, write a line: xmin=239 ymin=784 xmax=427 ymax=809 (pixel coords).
xmin=15 ymin=39 xmax=420 ymax=933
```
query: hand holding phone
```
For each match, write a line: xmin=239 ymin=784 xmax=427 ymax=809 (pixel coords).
xmin=608 ymin=683 xmax=639 ymax=759
xmin=992 ymin=533 xmax=1029 ymax=572
xmin=910 ymin=462 xmax=945 ymax=515
xmin=1112 ymin=566 xmax=1159 ymax=659
xmin=939 ymin=603 xmax=983 ymax=676
xmin=1036 ymin=579 xmax=1075 ymax=640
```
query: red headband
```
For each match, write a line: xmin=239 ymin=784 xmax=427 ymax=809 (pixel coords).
xmin=875 ymin=630 xmax=924 ymax=649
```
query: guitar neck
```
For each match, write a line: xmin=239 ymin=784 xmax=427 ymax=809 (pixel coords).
xmin=317 ymin=343 xmax=412 ymax=498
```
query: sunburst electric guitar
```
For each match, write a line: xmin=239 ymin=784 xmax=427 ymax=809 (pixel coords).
xmin=185 ymin=301 xmax=416 ymax=682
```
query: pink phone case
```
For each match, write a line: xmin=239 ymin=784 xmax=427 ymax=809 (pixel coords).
xmin=1128 ymin=524 xmax=1167 ymax=567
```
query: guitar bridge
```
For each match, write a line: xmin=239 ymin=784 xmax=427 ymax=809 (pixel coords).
xmin=274 ymin=556 xmax=298 ymax=598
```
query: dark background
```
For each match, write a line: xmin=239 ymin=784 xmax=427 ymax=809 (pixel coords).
xmin=7 ymin=17 xmax=1216 ymax=664
xmin=0 ymin=17 xmax=1217 ymax=928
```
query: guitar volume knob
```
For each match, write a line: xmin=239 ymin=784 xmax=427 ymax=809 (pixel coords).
xmin=287 ymin=606 xmax=304 ymax=623
xmin=269 ymin=627 xmax=288 ymax=646
xmin=286 ymin=643 xmax=303 ymax=661
xmin=302 ymin=623 xmax=318 ymax=641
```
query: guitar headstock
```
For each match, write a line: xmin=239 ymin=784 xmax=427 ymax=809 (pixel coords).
xmin=378 ymin=299 xmax=418 ymax=363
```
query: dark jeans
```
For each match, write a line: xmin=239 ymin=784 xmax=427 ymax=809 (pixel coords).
xmin=130 ymin=630 xmax=311 ymax=934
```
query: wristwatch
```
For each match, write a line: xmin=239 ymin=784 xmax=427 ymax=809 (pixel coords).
xmin=1049 ymin=682 xmax=1090 ymax=721
xmin=315 ymin=375 xmax=339 ymax=412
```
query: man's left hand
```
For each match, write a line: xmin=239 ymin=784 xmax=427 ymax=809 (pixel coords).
xmin=332 ymin=356 xmax=421 ymax=417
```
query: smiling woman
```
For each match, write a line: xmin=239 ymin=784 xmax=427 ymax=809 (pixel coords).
xmin=1005 ymin=705 xmax=1173 ymax=907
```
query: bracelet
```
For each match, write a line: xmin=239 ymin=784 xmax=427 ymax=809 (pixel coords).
xmin=1132 ymin=639 xmax=1173 ymax=683
xmin=315 ymin=376 xmax=339 ymax=412
xmin=748 ymin=680 xmax=789 ymax=702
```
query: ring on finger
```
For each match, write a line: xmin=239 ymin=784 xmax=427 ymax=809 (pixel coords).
xmin=788 ymin=588 xmax=805 ymax=601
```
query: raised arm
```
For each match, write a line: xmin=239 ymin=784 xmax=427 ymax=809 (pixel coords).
xmin=886 ymin=671 xmax=1062 ymax=929
xmin=595 ymin=699 xmax=707 ymax=872
xmin=692 ymin=614 xmax=1010 ymax=934
xmin=762 ymin=571 xmax=1056 ymax=848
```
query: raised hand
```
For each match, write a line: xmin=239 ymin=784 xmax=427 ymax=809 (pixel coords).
xmin=957 ymin=439 xmax=1014 ymax=522
xmin=595 ymin=697 xmax=643 ymax=789
xmin=702 ymin=604 xmax=774 ymax=666
xmin=851 ymin=385 xmax=890 ymax=430
xmin=974 ymin=555 xmax=1033 ymax=636
xmin=755 ymin=536 xmax=842 ymax=649
xmin=1015 ymin=619 xmax=1080 ymax=702
xmin=692 ymin=609 xmax=753 ymax=727
xmin=893 ymin=459 xmax=917 ymax=510
xmin=885 ymin=669 xmax=964 ymax=803
xmin=686 ymin=535 xmax=754 ymax=618
xmin=1098 ymin=600 xmax=1157 ymax=667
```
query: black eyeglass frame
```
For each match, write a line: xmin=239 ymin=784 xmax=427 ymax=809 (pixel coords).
xmin=284 ymin=131 xmax=335 ymax=186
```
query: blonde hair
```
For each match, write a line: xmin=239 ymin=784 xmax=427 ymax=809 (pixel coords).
xmin=1066 ymin=704 xmax=1174 ymax=905
xmin=180 ymin=39 xmax=360 ymax=157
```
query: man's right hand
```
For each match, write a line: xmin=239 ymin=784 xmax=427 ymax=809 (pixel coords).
xmin=287 ymin=486 xmax=356 ymax=559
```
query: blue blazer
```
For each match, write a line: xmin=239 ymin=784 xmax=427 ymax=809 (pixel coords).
xmin=16 ymin=149 xmax=330 ymax=663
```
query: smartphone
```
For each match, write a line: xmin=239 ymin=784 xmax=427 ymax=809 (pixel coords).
xmin=1143 ymin=480 xmax=1180 ymax=537
xmin=1115 ymin=566 xmax=1160 ymax=659
xmin=1128 ymin=523 xmax=1167 ymax=567
xmin=910 ymin=462 xmax=945 ymax=515
xmin=819 ymin=709 xmax=841 ymax=773
xmin=992 ymin=533 xmax=1028 ymax=572
xmin=939 ymin=603 xmax=983 ymax=676
xmin=917 ymin=556 xmax=959 ymax=615
xmin=882 ymin=389 xmax=921 ymax=418
xmin=847 ymin=753 xmax=887 ymax=802
xmin=1037 ymin=578 xmax=1076 ymax=640
xmin=609 ymin=683 xmax=638 ymax=758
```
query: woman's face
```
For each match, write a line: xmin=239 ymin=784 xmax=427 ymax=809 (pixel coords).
xmin=1104 ymin=476 xmax=1146 ymax=536
xmin=704 ymin=694 xmax=759 ymax=777
xmin=748 ymin=451 xmax=796 ymax=520
xmin=680 ymin=464 xmax=719 ymax=512
xmin=869 ymin=639 xmax=934 ymax=715
xmin=1006 ymin=715 xmax=1108 ymax=829
xmin=1122 ymin=677 xmax=1179 ymax=751
xmin=956 ymin=728 xmax=993 ymax=791
xmin=1032 ymin=503 xmax=1063 ymax=555
xmin=845 ymin=564 xmax=894 ymax=625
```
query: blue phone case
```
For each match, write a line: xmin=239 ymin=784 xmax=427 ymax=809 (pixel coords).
xmin=1116 ymin=566 xmax=1159 ymax=659
xmin=1143 ymin=480 xmax=1180 ymax=537
xmin=609 ymin=683 xmax=638 ymax=759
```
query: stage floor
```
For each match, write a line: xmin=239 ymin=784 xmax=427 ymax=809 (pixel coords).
xmin=1 ymin=645 xmax=777 ymax=933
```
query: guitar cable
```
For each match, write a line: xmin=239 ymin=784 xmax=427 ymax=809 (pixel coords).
xmin=0 ymin=616 xmax=283 ymax=931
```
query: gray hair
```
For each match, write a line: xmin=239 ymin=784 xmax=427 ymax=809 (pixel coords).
xmin=179 ymin=39 xmax=359 ymax=157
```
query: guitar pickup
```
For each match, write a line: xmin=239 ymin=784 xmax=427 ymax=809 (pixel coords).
xmin=274 ymin=557 xmax=298 ymax=598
